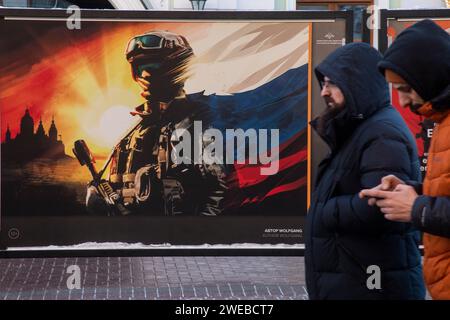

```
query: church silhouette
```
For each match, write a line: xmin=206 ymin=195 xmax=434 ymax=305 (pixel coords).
xmin=2 ymin=108 xmax=68 ymax=162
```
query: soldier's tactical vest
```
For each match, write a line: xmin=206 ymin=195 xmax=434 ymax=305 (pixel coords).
xmin=107 ymin=98 xmax=201 ymax=214
xmin=109 ymin=120 xmax=162 ymax=185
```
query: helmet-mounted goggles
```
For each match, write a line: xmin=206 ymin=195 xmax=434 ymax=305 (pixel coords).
xmin=125 ymin=31 xmax=193 ymax=80
xmin=125 ymin=31 xmax=193 ymax=62
xmin=126 ymin=34 xmax=163 ymax=61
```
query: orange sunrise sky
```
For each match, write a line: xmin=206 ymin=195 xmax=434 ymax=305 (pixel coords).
xmin=0 ymin=19 xmax=309 ymax=158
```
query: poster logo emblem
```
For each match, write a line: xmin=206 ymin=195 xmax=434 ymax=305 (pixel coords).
xmin=8 ymin=228 xmax=20 ymax=240
xmin=324 ymin=32 xmax=335 ymax=40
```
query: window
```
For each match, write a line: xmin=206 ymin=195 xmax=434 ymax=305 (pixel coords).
xmin=297 ymin=1 xmax=372 ymax=42
xmin=297 ymin=4 xmax=328 ymax=10
xmin=339 ymin=4 xmax=368 ymax=42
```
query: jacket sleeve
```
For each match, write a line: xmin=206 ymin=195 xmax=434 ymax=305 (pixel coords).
xmin=411 ymin=195 xmax=450 ymax=237
xmin=321 ymin=134 xmax=418 ymax=233
xmin=406 ymin=180 xmax=423 ymax=194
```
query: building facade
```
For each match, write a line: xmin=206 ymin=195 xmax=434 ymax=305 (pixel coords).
xmin=2 ymin=109 xmax=66 ymax=162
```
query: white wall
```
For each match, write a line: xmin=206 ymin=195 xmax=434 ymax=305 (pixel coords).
xmin=171 ymin=0 xmax=289 ymax=10
xmin=148 ymin=0 xmax=170 ymax=10
xmin=392 ymin=0 xmax=447 ymax=9
xmin=218 ymin=0 xmax=238 ymax=10
xmin=110 ymin=0 xmax=297 ymax=11
xmin=237 ymin=0 xmax=274 ymax=10
xmin=172 ymin=0 xmax=221 ymax=10
xmin=109 ymin=0 xmax=448 ymax=11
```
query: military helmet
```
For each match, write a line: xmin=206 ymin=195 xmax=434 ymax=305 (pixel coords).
xmin=125 ymin=30 xmax=194 ymax=80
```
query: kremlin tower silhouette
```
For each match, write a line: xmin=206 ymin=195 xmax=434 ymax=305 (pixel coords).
xmin=2 ymin=108 xmax=67 ymax=162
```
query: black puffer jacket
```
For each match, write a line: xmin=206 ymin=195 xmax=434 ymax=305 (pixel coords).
xmin=305 ymin=43 xmax=425 ymax=300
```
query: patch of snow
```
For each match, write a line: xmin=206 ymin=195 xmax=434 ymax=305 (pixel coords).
xmin=7 ymin=242 xmax=304 ymax=251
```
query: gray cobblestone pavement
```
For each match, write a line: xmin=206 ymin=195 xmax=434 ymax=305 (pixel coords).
xmin=0 ymin=257 xmax=307 ymax=300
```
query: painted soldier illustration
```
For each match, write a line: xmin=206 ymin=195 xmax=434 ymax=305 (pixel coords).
xmin=77 ymin=31 xmax=228 ymax=216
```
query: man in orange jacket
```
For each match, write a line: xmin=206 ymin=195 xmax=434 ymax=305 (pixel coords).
xmin=360 ymin=19 xmax=450 ymax=299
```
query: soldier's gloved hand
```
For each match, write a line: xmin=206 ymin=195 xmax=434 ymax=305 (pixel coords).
xmin=86 ymin=184 xmax=109 ymax=215
xmin=87 ymin=179 xmax=109 ymax=188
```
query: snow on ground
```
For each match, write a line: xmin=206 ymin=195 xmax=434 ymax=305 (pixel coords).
xmin=7 ymin=242 xmax=304 ymax=251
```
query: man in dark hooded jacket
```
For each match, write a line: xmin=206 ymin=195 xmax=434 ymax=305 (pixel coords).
xmin=305 ymin=42 xmax=425 ymax=300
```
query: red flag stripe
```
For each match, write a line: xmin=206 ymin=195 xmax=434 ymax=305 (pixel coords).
xmin=235 ymin=147 xmax=307 ymax=188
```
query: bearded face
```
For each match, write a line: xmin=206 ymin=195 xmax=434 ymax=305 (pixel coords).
xmin=315 ymin=103 xmax=345 ymax=137
xmin=315 ymin=77 xmax=346 ymax=136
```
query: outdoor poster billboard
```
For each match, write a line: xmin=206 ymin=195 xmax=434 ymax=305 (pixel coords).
xmin=0 ymin=9 xmax=352 ymax=251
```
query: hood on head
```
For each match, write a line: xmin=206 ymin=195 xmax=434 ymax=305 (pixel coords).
xmin=312 ymin=43 xmax=390 ymax=151
xmin=378 ymin=19 xmax=450 ymax=111
xmin=315 ymin=42 xmax=390 ymax=120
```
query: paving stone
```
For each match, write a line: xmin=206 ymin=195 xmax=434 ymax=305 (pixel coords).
xmin=0 ymin=257 xmax=307 ymax=300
